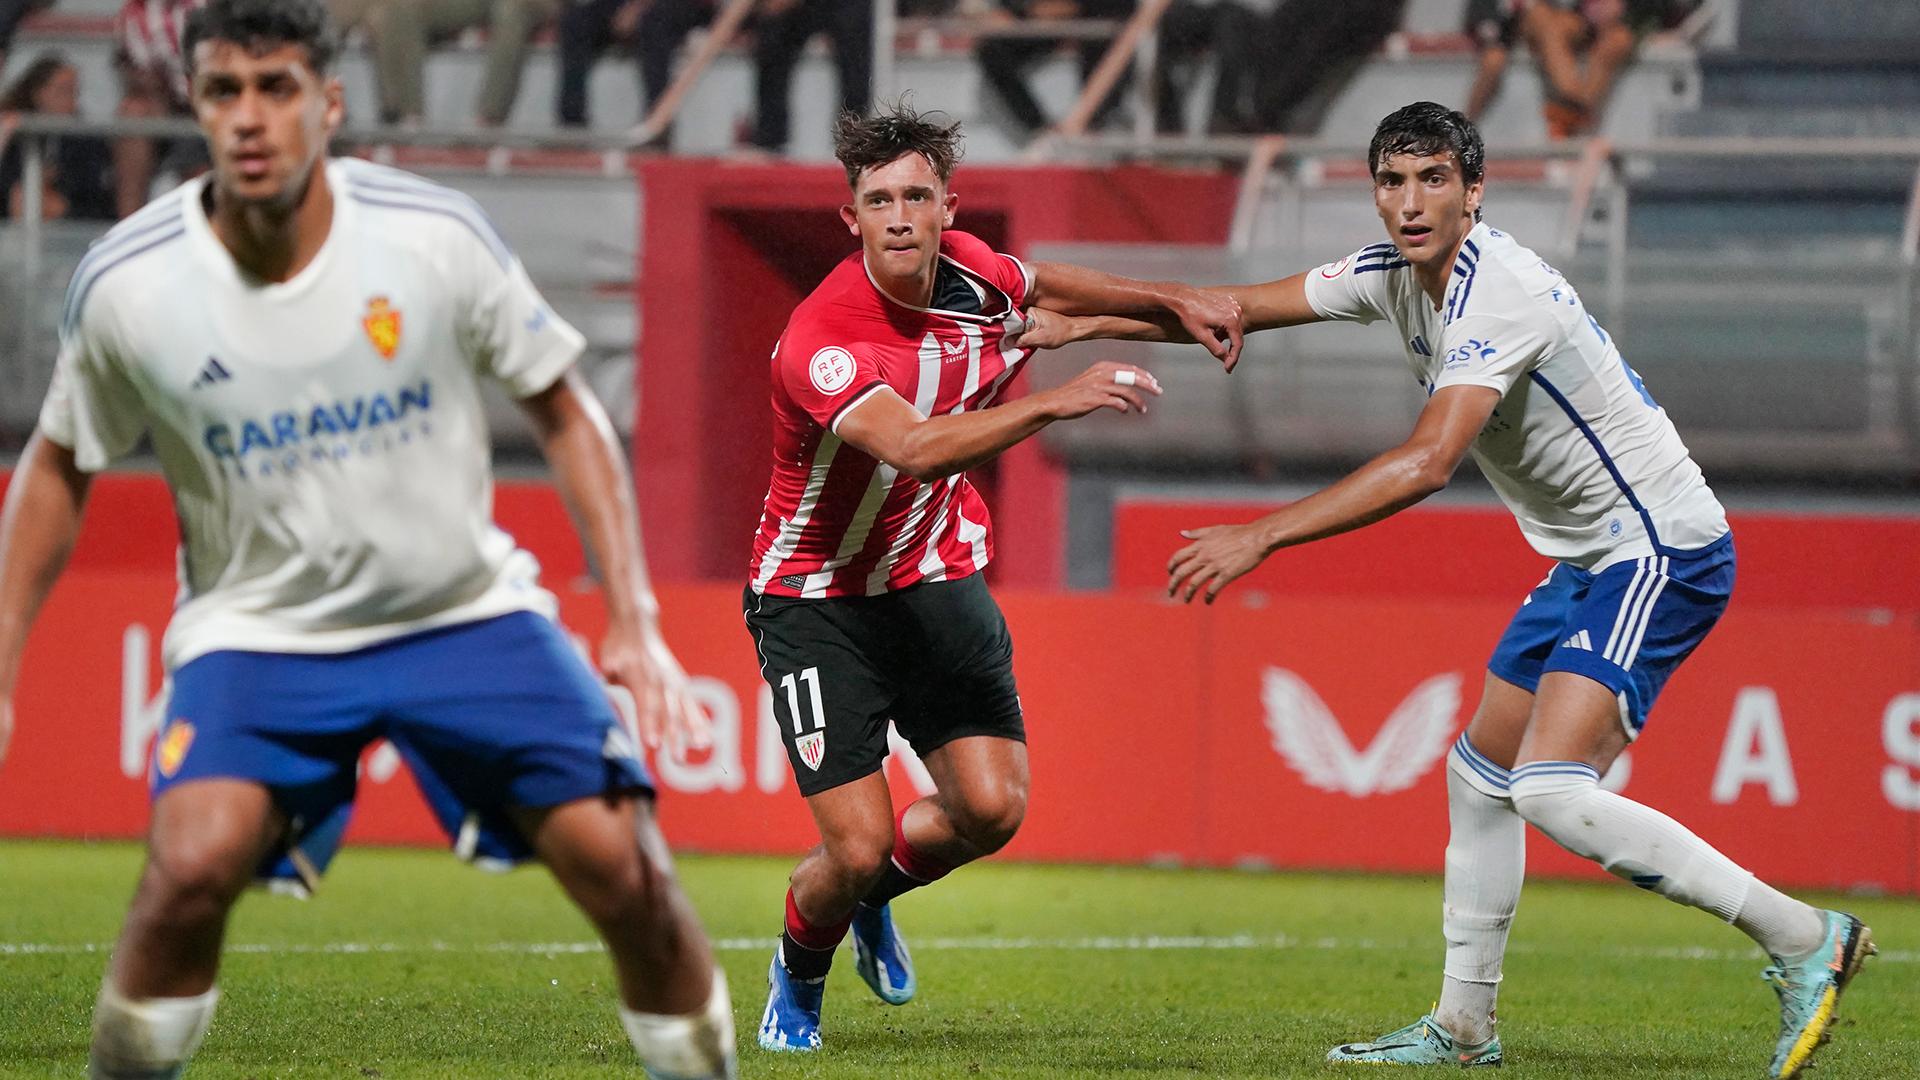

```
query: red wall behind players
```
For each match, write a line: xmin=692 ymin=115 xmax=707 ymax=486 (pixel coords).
xmin=1111 ymin=498 xmax=1920 ymax=611
xmin=3 ymin=574 xmax=1915 ymax=894
xmin=1 ymin=471 xmax=1916 ymax=893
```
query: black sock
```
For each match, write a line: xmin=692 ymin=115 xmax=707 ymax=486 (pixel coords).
xmin=859 ymin=862 xmax=928 ymax=909
xmin=780 ymin=931 xmax=836 ymax=981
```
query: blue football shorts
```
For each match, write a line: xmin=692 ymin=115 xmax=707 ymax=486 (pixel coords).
xmin=153 ymin=611 xmax=651 ymax=892
xmin=1487 ymin=533 xmax=1735 ymax=736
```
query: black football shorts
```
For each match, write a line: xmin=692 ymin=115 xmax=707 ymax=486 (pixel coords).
xmin=742 ymin=574 xmax=1026 ymax=797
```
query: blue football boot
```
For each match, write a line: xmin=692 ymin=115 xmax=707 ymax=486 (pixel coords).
xmin=850 ymin=902 xmax=917 ymax=1005
xmin=756 ymin=949 xmax=824 ymax=1053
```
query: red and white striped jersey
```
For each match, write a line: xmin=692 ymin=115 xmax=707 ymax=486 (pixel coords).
xmin=749 ymin=230 xmax=1034 ymax=599
xmin=116 ymin=0 xmax=205 ymax=110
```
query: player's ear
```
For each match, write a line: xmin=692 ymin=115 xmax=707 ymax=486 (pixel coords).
xmin=839 ymin=202 xmax=859 ymax=235
xmin=942 ymin=190 xmax=957 ymax=229
xmin=322 ymin=76 xmax=345 ymax=137
xmin=1465 ymin=177 xmax=1484 ymax=219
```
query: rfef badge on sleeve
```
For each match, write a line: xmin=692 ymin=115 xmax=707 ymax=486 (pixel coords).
xmin=809 ymin=347 xmax=856 ymax=394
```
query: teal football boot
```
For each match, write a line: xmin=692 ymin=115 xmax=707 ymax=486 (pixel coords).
xmin=1327 ymin=1014 xmax=1502 ymax=1067
xmin=1764 ymin=910 xmax=1874 ymax=1079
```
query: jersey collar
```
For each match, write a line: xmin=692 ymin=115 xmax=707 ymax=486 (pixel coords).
xmin=863 ymin=251 xmax=1014 ymax=324
xmin=181 ymin=158 xmax=351 ymax=298
xmin=1449 ymin=220 xmax=1492 ymax=282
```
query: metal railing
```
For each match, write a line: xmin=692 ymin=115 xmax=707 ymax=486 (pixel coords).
xmin=5 ymin=113 xmax=1917 ymax=478
xmin=0 ymin=117 xmax=646 ymax=451
xmin=1026 ymin=136 xmax=1920 ymax=481
xmin=613 ymin=2 xmax=1140 ymax=154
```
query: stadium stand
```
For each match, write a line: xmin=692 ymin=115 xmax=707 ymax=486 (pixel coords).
xmin=2 ymin=0 xmax=1916 ymax=481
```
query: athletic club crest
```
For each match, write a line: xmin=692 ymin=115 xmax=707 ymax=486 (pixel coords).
xmin=362 ymin=296 xmax=403 ymax=360
xmin=156 ymin=719 xmax=195 ymax=779
xmin=796 ymin=731 xmax=826 ymax=771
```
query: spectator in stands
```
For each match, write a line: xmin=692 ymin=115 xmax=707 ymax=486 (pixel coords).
xmin=1465 ymin=0 xmax=1696 ymax=139
xmin=557 ymin=0 xmax=716 ymax=139
xmin=363 ymin=0 xmax=560 ymax=127
xmin=1156 ymin=0 xmax=1282 ymax=134
xmin=975 ymin=0 xmax=1132 ymax=137
xmin=747 ymin=0 xmax=869 ymax=155
xmin=113 ymin=0 xmax=207 ymax=217
xmin=0 ymin=0 xmax=57 ymax=73
xmin=0 ymin=52 xmax=116 ymax=221
xmin=1248 ymin=0 xmax=1404 ymax=134
xmin=1462 ymin=0 xmax=1523 ymax=124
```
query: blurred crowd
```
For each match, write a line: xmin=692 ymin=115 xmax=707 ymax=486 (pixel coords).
xmin=0 ymin=0 xmax=1702 ymax=223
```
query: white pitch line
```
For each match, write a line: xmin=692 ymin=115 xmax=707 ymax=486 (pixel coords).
xmin=2 ymin=936 xmax=1912 ymax=964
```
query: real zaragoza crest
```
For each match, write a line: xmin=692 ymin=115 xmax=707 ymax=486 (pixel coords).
xmin=157 ymin=719 xmax=195 ymax=779
xmin=362 ymin=296 xmax=402 ymax=360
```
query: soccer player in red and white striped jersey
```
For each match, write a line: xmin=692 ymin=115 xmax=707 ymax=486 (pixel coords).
xmin=745 ymin=102 xmax=1243 ymax=1053
xmin=750 ymin=223 xmax=1036 ymax=598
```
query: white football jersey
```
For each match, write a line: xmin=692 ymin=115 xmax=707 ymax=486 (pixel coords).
xmin=1303 ymin=220 xmax=1728 ymax=570
xmin=39 ymin=157 xmax=586 ymax=669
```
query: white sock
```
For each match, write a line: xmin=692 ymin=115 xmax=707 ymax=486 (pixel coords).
xmin=89 ymin=981 xmax=218 ymax=1079
xmin=1733 ymin=880 xmax=1828 ymax=961
xmin=1510 ymin=761 xmax=1754 ymax=922
xmin=618 ymin=967 xmax=737 ymax=1080
xmin=1434 ymin=737 xmax=1523 ymax=1044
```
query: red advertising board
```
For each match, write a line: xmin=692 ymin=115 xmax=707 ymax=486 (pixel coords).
xmin=3 ymin=572 xmax=1916 ymax=894
xmin=2 ymin=475 xmax=1915 ymax=892
xmin=1111 ymin=499 xmax=1920 ymax=612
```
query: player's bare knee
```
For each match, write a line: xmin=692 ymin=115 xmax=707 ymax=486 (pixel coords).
xmin=950 ymin=786 xmax=1027 ymax=855
xmin=138 ymin=843 xmax=251 ymax=924
xmin=562 ymin=849 xmax=663 ymax=930
xmin=825 ymin=834 xmax=893 ymax=892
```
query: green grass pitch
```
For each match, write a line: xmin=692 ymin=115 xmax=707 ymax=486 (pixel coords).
xmin=1 ymin=840 xmax=1915 ymax=1078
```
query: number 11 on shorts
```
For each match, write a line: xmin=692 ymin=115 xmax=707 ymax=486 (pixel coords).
xmin=779 ymin=667 xmax=826 ymax=734
xmin=780 ymin=667 xmax=828 ymax=771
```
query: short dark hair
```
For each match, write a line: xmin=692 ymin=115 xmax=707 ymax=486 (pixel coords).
xmin=833 ymin=100 xmax=964 ymax=191
xmin=1368 ymin=101 xmax=1485 ymax=186
xmin=183 ymin=0 xmax=339 ymax=78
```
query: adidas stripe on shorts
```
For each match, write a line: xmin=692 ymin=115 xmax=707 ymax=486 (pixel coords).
xmin=1487 ymin=533 xmax=1734 ymax=734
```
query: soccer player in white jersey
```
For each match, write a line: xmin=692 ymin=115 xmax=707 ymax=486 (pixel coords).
xmin=0 ymin=3 xmax=733 ymax=1077
xmin=1033 ymin=102 xmax=1873 ymax=1077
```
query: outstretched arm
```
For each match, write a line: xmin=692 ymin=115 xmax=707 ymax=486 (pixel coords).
xmin=0 ymin=431 xmax=92 ymax=769
xmin=836 ymin=360 xmax=1162 ymax=482
xmin=519 ymin=368 xmax=707 ymax=753
xmin=1167 ymin=385 xmax=1501 ymax=603
xmin=1012 ymin=273 xmax=1321 ymax=361
xmin=1025 ymin=260 xmax=1245 ymax=368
